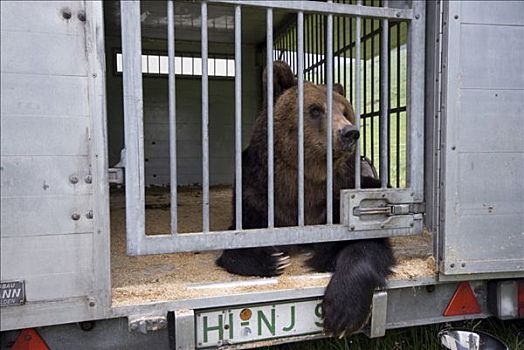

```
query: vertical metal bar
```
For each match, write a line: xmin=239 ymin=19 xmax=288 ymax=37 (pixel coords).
xmin=121 ymin=0 xmax=145 ymax=255
xmin=370 ymin=18 xmax=375 ymax=167
xmin=363 ymin=16 xmax=367 ymax=159
xmin=407 ymin=1 xmax=425 ymax=198
xmin=336 ymin=16 xmax=340 ymax=84
xmin=326 ymin=8 xmax=333 ymax=224
xmin=267 ymin=9 xmax=274 ymax=228
xmin=235 ymin=5 xmax=242 ymax=230
xmin=343 ymin=16 xmax=347 ymax=90
xmin=396 ymin=23 xmax=401 ymax=187
xmin=297 ymin=11 xmax=305 ymax=227
xmin=354 ymin=1 xmax=362 ymax=189
xmin=387 ymin=21 xmax=392 ymax=187
xmin=167 ymin=0 xmax=177 ymax=233
xmin=349 ymin=17 xmax=352 ymax=101
xmin=380 ymin=1 xmax=389 ymax=188
xmin=201 ymin=1 xmax=210 ymax=233
xmin=315 ymin=14 xmax=319 ymax=84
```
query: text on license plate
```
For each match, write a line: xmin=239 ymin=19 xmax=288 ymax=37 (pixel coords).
xmin=195 ymin=299 xmax=324 ymax=348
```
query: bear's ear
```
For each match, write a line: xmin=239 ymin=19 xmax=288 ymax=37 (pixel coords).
xmin=262 ymin=60 xmax=296 ymax=106
xmin=333 ymin=83 xmax=345 ymax=96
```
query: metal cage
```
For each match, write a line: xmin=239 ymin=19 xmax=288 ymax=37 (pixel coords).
xmin=119 ymin=0 xmax=426 ymax=255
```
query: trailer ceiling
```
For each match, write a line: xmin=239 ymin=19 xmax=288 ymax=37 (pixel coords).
xmin=104 ymin=0 xmax=292 ymax=45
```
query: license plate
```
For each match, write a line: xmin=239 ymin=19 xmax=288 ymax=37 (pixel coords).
xmin=195 ymin=299 xmax=324 ymax=348
xmin=0 ymin=280 xmax=25 ymax=307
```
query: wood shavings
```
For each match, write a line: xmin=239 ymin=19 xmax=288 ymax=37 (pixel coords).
xmin=111 ymin=187 xmax=435 ymax=306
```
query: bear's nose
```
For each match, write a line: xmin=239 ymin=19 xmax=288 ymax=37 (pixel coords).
xmin=340 ymin=126 xmax=360 ymax=144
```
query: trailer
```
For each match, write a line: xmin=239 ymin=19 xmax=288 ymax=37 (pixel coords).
xmin=1 ymin=0 xmax=523 ymax=349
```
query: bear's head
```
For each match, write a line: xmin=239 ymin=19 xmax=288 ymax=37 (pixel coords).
xmin=264 ymin=61 xmax=359 ymax=177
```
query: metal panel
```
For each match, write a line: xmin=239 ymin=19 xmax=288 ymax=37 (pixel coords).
xmin=0 ymin=156 xmax=92 ymax=197
xmin=1 ymin=195 xmax=94 ymax=237
xmin=0 ymin=30 xmax=87 ymax=76
xmin=461 ymin=1 xmax=524 ymax=26
xmin=0 ymin=0 xmax=111 ymax=331
xmin=0 ymin=73 xmax=89 ymax=116
xmin=0 ymin=234 xmax=93 ymax=301
xmin=460 ymin=25 xmax=524 ymax=90
xmin=0 ymin=0 xmax=86 ymax=35
xmin=1 ymin=117 xmax=89 ymax=156
xmin=440 ymin=0 xmax=524 ymax=275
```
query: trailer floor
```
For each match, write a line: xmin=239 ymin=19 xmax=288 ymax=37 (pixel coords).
xmin=110 ymin=187 xmax=435 ymax=306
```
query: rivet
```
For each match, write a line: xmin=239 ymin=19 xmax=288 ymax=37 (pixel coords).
xmin=380 ymin=224 xmax=385 ymax=229
xmin=72 ymin=213 xmax=81 ymax=221
xmin=451 ymin=146 xmax=456 ymax=150
xmin=86 ymin=210 xmax=94 ymax=219
xmin=461 ymin=263 xmax=466 ymax=268
xmin=409 ymin=222 xmax=414 ymax=227
xmin=396 ymin=12 xmax=401 ymax=18
xmin=454 ymin=15 xmax=459 ymax=20
xmin=88 ymin=297 xmax=96 ymax=307
xmin=450 ymin=263 xmax=455 ymax=268
xmin=62 ymin=8 xmax=72 ymax=20
xmin=381 ymin=194 xmax=386 ymax=198
xmin=70 ymin=175 xmax=79 ymax=184
xmin=415 ymin=14 xmax=420 ymax=19
xmin=410 ymin=192 xmax=415 ymax=196
xmin=78 ymin=10 xmax=86 ymax=22
xmin=92 ymin=73 xmax=97 ymax=78
xmin=351 ymin=194 xmax=355 ymax=199
xmin=85 ymin=175 xmax=92 ymax=184
xmin=350 ymin=225 xmax=355 ymax=231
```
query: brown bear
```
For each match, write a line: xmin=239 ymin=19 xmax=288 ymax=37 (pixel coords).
xmin=217 ymin=61 xmax=395 ymax=335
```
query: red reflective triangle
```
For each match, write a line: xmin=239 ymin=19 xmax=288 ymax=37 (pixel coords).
xmin=443 ymin=282 xmax=481 ymax=316
xmin=12 ymin=329 xmax=50 ymax=350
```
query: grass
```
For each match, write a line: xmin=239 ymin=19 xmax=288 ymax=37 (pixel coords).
xmin=265 ymin=318 xmax=524 ymax=350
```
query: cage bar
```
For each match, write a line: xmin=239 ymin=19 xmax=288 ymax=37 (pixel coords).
xmin=201 ymin=1 xmax=210 ymax=233
xmin=167 ymin=0 xmax=178 ymax=233
xmin=407 ymin=0 xmax=425 ymax=199
xmin=297 ymin=11 xmax=305 ymax=226
xmin=267 ymin=9 xmax=275 ymax=228
xmin=326 ymin=8 xmax=334 ymax=224
xmin=234 ymin=5 xmax=242 ymax=230
xmin=120 ymin=0 xmax=145 ymax=255
xmin=379 ymin=1 xmax=389 ymax=188
xmin=354 ymin=2 xmax=362 ymax=189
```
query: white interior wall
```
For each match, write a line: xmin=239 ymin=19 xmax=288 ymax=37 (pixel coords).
xmin=106 ymin=37 xmax=262 ymax=186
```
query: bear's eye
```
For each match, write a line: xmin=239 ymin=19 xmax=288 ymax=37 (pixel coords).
xmin=309 ymin=105 xmax=324 ymax=120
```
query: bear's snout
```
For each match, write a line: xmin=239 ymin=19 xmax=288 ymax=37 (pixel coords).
xmin=339 ymin=125 xmax=360 ymax=146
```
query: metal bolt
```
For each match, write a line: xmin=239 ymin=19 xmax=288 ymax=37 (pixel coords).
xmin=70 ymin=175 xmax=79 ymax=184
xmin=410 ymin=192 xmax=415 ymax=196
xmin=351 ymin=194 xmax=355 ymax=199
xmin=415 ymin=14 xmax=420 ymax=19
xmin=454 ymin=15 xmax=459 ymax=20
xmin=396 ymin=12 xmax=401 ymax=18
xmin=77 ymin=10 xmax=86 ymax=22
xmin=88 ymin=297 xmax=96 ymax=307
xmin=409 ymin=222 xmax=414 ymax=227
xmin=72 ymin=213 xmax=81 ymax=221
xmin=86 ymin=210 xmax=94 ymax=219
xmin=85 ymin=175 xmax=92 ymax=184
xmin=461 ymin=263 xmax=466 ymax=268
xmin=451 ymin=146 xmax=456 ymax=150
xmin=380 ymin=224 xmax=385 ymax=229
xmin=62 ymin=8 xmax=72 ymax=20
xmin=450 ymin=263 xmax=455 ymax=268
xmin=350 ymin=225 xmax=355 ymax=231
xmin=92 ymin=73 xmax=97 ymax=78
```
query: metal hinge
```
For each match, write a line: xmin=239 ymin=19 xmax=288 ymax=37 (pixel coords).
xmin=108 ymin=148 xmax=126 ymax=184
